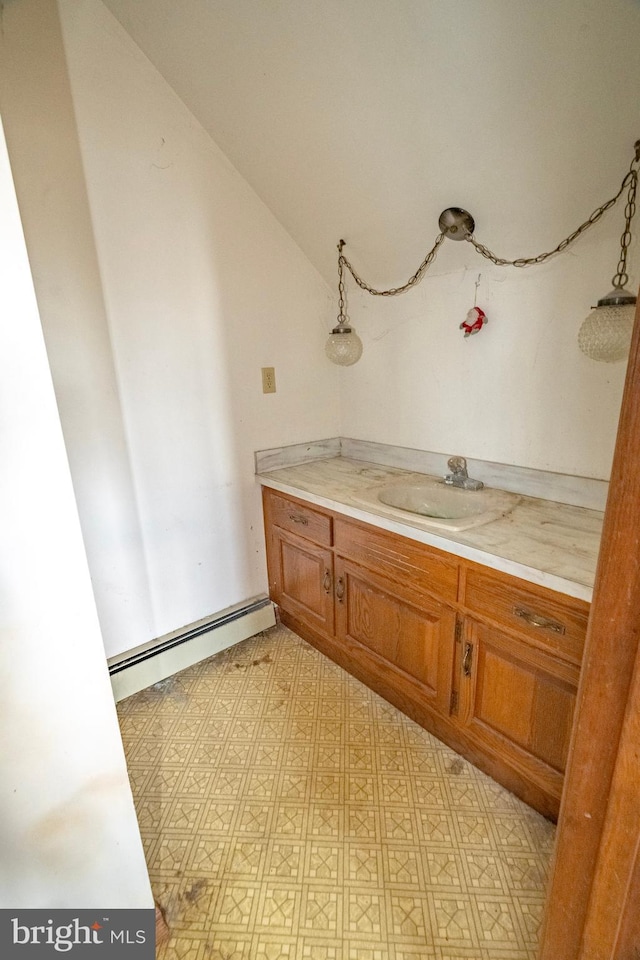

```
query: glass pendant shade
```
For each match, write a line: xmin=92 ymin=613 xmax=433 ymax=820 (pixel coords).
xmin=578 ymin=288 xmax=636 ymax=362
xmin=325 ymin=324 xmax=363 ymax=366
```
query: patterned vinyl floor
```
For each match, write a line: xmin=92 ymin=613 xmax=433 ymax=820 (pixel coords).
xmin=117 ymin=624 xmax=554 ymax=960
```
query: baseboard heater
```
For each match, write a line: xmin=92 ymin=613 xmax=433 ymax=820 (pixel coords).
xmin=108 ymin=595 xmax=276 ymax=702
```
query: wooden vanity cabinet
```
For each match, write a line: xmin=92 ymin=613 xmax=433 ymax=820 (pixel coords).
xmin=262 ymin=486 xmax=590 ymax=819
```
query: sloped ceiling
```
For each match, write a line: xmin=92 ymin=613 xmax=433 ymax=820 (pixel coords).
xmin=101 ymin=0 xmax=640 ymax=289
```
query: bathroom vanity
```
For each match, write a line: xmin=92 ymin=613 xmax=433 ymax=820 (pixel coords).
xmin=258 ymin=454 xmax=602 ymax=820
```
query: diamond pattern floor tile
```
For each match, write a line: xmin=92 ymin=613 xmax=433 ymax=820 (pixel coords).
xmin=117 ymin=624 xmax=552 ymax=959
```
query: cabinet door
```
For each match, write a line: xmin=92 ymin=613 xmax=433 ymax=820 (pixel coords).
xmin=268 ymin=526 xmax=334 ymax=636
xmin=458 ymin=619 xmax=579 ymax=805
xmin=334 ymin=556 xmax=456 ymax=715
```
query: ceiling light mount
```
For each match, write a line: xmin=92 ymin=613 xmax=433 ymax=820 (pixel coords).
xmin=438 ymin=207 xmax=475 ymax=241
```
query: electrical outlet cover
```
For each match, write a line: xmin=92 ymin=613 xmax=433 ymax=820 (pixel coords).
xmin=261 ymin=367 xmax=276 ymax=393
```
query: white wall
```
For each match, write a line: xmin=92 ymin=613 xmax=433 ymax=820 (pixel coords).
xmin=0 ymin=118 xmax=151 ymax=908
xmin=100 ymin=0 xmax=640 ymax=481
xmin=338 ymin=233 xmax=635 ymax=478
xmin=0 ymin=0 xmax=156 ymax=659
xmin=329 ymin=0 xmax=640 ymax=479
xmin=2 ymin=0 xmax=340 ymax=659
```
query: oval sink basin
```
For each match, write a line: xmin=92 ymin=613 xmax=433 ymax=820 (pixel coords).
xmin=352 ymin=477 xmax=520 ymax=532
xmin=378 ymin=481 xmax=490 ymax=519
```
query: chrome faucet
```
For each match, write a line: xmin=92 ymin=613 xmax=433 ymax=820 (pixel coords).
xmin=443 ymin=456 xmax=484 ymax=491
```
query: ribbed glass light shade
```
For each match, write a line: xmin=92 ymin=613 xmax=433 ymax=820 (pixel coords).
xmin=578 ymin=293 xmax=635 ymax=362
xmin=325 ymin=326 xmax=363 ymax=366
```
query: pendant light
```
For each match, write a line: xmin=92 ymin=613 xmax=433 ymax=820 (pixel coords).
xmin=577 ymin=289 xmax=636 ymax=363
xmin=325 ymin=240 xmax=362 ymax=366
xmin=578 ymin=149 xmax=639 ymax=362
xmin=324 ymin=321 xmax=363 ymax=366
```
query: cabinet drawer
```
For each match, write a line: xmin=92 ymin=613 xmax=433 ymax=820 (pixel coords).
xmin=334 ymin=515 xmax=458 ymax=604
xmin=264 ymin=489 xmax=332 ymax=546
xmin=463 ymin=567 xmax=589 ymax=664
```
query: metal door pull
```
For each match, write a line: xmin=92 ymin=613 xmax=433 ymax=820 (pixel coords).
xmin=289 ymin=514 xmax=309 ymax=526
xmin=513 ymin=606 xmax=565 ymax=634
xmin=463 ymin=642 xmax=473 ymax=677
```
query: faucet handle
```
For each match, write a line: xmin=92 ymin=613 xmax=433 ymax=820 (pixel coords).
xmin=447 ymin=456 xmax=468 ymax=475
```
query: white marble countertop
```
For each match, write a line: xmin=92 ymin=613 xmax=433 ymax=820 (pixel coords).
xmin=257 ymin=456 xmax=604 ymax=602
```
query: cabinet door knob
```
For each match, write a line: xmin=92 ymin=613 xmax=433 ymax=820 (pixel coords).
xmin=336 ymin=577 xmax=345 ymax=602
xmin=462 ymin=642 xmax=474 ymax=678
xmin=323 ymin=569 xmax=332 ymax=593
xmin=513 ymin=606 xmax=566 ymax=635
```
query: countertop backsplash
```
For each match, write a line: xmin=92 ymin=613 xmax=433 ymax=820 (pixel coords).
xmin=256 ymin=438 xmax=609 ymax=513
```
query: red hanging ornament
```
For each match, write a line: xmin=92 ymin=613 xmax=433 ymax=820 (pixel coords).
xmin=460 ymin=306 xmax=488 ymax=337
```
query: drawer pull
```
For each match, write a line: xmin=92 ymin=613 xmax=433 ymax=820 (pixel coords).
xmin=513 ymin=606 xmax=566 ymax=635
xmin=323 ymin=569 xmax=332 ymax=594
xmin=336 ymin=577 xmax=345 ymax=602
xmin=463 ymin=642 xmax=473 ymax=678
xmin=288 ymin=513 xmax=309 ymax=526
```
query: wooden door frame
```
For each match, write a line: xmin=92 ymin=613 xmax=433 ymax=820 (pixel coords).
xmin=539 ymin=294 xmax=640 ymax=959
